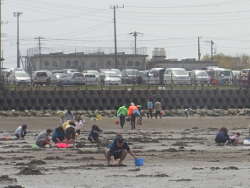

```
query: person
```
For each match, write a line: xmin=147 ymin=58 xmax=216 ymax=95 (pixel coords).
xmin=36 ymin=129 xmax=52 ymax=148
xmin=146 ymin=99 xmax=154 ymax=119
xmin=105 ymin=135 xmax=136 ymax=166
xmin=229 ymin=132 xmax=241 ymax=145
xmin=88 ymin=125 xmax=102 ymax=143
xmin=64 ymin=121 xmax=76 ymax=144
xmin=63 ymin=109 xmax=74 ymax=122
xmin=137 ymin=105 xmax=143 ymax=126
xmin=75 ymin=115 xmax=85 ymax=136
xmin=117 ymin=105 xmax=128 ymax=128
xmin=52 ymin=126 xmax=65 ymax=143
xmin=15 ymin=124 xmax=27 ymax=140
xmin=215 ymin=127 xmax=230 ymax=145
xmin=154 ymin=100 xmax=162 ymax=119
xmin=128 ymin=102 xmax=139 ymax=130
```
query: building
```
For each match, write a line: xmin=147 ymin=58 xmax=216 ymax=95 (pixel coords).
xmin=148 ymin=48 xmax=217 ymax=70
xmin=25 ymin=51 xmax=148 ymax=72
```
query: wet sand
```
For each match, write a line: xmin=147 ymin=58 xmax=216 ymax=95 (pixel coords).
xmin=0 ymin=116 xmax=250 ymax=188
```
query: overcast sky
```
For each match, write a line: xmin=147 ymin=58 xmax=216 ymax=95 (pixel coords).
xmin=2 ymin=0 xmax=250 ymax=68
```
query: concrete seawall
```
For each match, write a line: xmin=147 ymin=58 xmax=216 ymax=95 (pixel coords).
xmin=0 ymin=89 xmax=249 ymax=110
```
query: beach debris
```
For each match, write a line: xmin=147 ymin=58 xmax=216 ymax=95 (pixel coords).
xmin=17 ymin=166 xmax=43 ymax=175
xmin=169 ymin=178 xmax=192 ymax=182
xmin=223 ymin=166 xmax=239 ymax=170
xmin=0 ymin=175 xmax=17 ymax=183
xmin=27 ymin=159 xmax=46 ymax=166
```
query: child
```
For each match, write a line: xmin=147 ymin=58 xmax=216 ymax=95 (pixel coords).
xmin=36 ymin=129 xmax=52 ymax=148
xmin=88 ymin=125 xmax=102 ymax=143
xmin=15 ymin=124 xmax=27 ymax=140
xmin=229 ymin=132 xmax=241 ymax=145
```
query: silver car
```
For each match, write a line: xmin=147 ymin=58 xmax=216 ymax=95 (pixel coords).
xmin=32 ymin=70 xmax=52 ymax=85
xmin=58 ymin=72 xmax=85 ymax=85
xmin=8 ymin=70 xmax=31 ymax=85
xmin=190 ymin=70 xmax=210 ymax=85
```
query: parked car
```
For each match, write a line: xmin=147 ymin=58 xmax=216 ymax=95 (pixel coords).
xmin=63 ymin=69 xmax=78 ymax=74
xmin=190 ymin=70 xmax=210 ymax=85
xmin=57 ymin=72 xmax=85 ymax=86
xmin=83 ymin=73 xmax=99 ymax=85
xmin=232 ymin=70 xmax=241 ymax=85
xmin=32 ymin=70 xmax=52 ymax=85
xmin=207 ymin=67 xmax=233 ymax=85
xmin=100 ymin=70 xmax=121 ymax=85
xmin=137 ymin=70 xmax=149 ymax=84
xmin=147 ymin=68 xmax=165 ymax=85
xmin=239 ymin=69 xmax=250 ymax=87
xmin=164 ymin=68 xmax=191 ymax=85
xmin=8 ymin=70 xmax=31 ymax=85
xmin=121 ymin=69 xmax=139 ymax=84
xmin=51 ymin=72 xmax=66 ymax=85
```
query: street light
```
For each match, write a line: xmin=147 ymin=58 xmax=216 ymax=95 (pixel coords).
xmin=13 ymin=12 xmax=23 ymax=68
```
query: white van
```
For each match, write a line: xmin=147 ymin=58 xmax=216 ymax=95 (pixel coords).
xmin=190 ymin=70 xmax=210 ymax=85
xmin=32 ymin=70 xmax=52 ymax=85
xmin=164 ymin=68 xmax=191 ymax=85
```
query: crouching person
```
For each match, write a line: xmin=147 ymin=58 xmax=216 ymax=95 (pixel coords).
xmin=52 ymin=126 xmax=65 ymax=143
xmin=215 ymin=127 xmax=230 ymax=145
xmin=88 ymin=125 xmax=102 ymax=143
xmin=36 ymin=129 xmax=52 ymax=148
xmin=64 ymin=121 xmax=76 ymax=144
xmin=15 ymin=124 xmax=28 ymax=140
xmin=105 ymin=136 xmax=136 ymax=166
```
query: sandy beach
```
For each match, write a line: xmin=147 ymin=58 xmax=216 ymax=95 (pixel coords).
xmin=0 ymin=116 xmax=250 ymax=188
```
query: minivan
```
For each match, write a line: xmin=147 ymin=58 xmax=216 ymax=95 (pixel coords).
xmin=164 ymin=68 xmax=191 ymax=85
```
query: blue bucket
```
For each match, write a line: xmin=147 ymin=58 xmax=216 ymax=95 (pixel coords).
xmin=135 ymin=158 xmax=144 ymax=166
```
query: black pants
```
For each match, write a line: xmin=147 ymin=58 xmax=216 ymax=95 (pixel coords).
xmin=131 ymin=114 xmax=136 ymax=130
xmin=119 ymin=115 xmax=125 ymax=128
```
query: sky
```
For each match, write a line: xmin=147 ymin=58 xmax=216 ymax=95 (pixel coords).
xmin=2 ymin=0 xmax=250 ymax=68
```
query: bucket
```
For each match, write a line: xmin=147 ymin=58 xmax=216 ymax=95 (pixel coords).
xmin=135 ymin=158 xmax=144 ymax=167
xmin=243 ymin=139 xmax=250 ymax=145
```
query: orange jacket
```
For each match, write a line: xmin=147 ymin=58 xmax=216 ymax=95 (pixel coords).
xmin=128 ymin=105 xmax=138 ymax=116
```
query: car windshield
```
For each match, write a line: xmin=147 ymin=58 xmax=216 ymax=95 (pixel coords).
xmin=196 ymin=71 xmax=208 ymax=76
xmin=220 ymin=71 xmax=231 ymax=76
xmin=73 ymin=73 xmax=83 ymax=78
xmin=124 ymin=70 xmax=138 ymax=76
xmin=15 ymin=72 xmax=29 ymax=77
xmin=36 ymin=72 xmax=48 ymax=77
xmin=172 ymin=70 xmax=187 ymax=75
xmin=105 ymin=72 xmax=119 ymax=77
xmin=85 ymin=74 xmax=95 ymax=78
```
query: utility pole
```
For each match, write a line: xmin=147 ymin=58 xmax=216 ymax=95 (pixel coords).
xmin=13 ymin=11 xmax=22 ymax=68
xmin=129 ymin=31 xmax=143 ymax=55
xmin=111 ymin=5 xmax=124 ymax=68
xmin=198 ymin=36 xmax=201 ymax=61
xmin=210 ymin=40 xmax=214 ymax=60
xmin=35 ymin=36 xmax=44 ymax=69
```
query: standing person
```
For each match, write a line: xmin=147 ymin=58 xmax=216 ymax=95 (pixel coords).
xmin=105 ymin=135 xmax=136 ymax=166
xmin=146 ymin=99 xmax=154 ymax=119
xmin=36 ymin=129 xmax=52 ymax=148
xmin=154 ymin=100 xmax=162 ymax=119
xmin=215 ymin=127 xmax=230 ymax=145
xmin=15 ymin=124 xmax=28 ymax=140
xmin=117 ymin=105 xmax=128 ymax=128
xmin=128 ymin=102 xmax=139 ymax=130
xmin=75 ymin=115 xmax=85 ymax=136
xmin=63 ymin=109 xmax=74 ymax=122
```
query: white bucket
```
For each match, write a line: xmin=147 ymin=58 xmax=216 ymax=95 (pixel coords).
xmin=243 ymin=139 xmax=250 ymax=145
